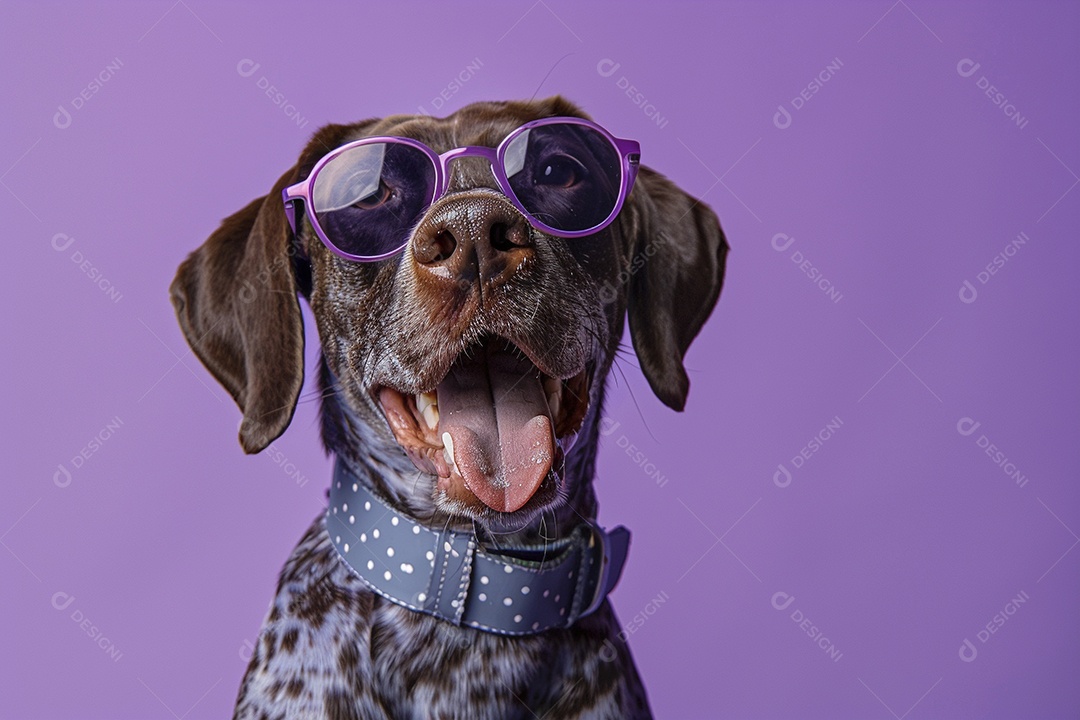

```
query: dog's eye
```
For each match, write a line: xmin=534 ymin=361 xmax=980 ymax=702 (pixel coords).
xmin=352 ymin=179 xmax=393 ymax=210
xmin=535 ymin=155 xmax=586 ymax=188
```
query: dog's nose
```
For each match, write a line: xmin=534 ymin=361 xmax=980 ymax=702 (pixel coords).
xmin=412 ymin=191 xmax=533 ymax=287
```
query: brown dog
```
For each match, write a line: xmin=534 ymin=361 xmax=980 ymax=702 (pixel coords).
xmin=171 ymin=96 xmax=727 ymax=719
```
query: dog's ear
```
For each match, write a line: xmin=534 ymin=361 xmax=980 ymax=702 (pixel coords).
xmin=169 ymin=169 xmax=304 ymax=453
xmin=621 ymin=166 xmax=729 ymax=411
xmin=170 ymin=124 xmax=353 ymax=453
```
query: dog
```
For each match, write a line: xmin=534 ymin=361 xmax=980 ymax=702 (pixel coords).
xmin=171 ymin=96 xmax=727 ymax=719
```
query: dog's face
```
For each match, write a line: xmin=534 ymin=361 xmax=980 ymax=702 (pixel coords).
xmin=171 ymin=97 xmax=727 ymax=532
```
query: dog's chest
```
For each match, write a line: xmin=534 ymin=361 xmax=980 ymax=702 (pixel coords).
xmin=234 ymin=514 xmax=639 ymax=720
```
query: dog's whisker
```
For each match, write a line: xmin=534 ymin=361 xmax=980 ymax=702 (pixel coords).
xmin=296 ymin=384 xmax=342 ymax=405
xmin=528 ymin=52 xmax=575 ymax=104
xmin=609 ymin=353 xmax=635 ymax=390
xmin=537 ymin=512 xmax=551 ymax=571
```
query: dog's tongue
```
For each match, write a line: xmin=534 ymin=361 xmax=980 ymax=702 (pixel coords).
xmin=437 ymin=347 xmax=554 ymax=513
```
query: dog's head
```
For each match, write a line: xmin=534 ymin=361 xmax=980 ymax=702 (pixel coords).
xmin=171 ymin=96 xmax=727 ymax=532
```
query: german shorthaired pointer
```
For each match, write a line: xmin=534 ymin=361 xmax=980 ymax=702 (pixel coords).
xmin=171 ymin=96 xmax=727 ymax=719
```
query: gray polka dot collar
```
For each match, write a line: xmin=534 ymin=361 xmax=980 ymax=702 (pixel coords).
xmin=327 ymin=458 xmax=630 ymax=636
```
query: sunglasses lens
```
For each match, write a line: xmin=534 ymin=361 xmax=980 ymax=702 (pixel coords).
xmin=504 ymin=123 xmax=622 ymax=233
xmin=312 ymin=142 xmax=436 ymax=258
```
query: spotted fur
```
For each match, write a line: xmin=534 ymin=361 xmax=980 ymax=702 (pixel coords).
xmin=234 ymin=512 xmax=650 ymax=719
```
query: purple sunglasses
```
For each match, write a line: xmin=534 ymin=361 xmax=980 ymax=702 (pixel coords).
xmin=282 ymin=116 xmax=641 ymax=262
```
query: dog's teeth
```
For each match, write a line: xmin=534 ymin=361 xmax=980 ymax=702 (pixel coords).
xmin=416 ymin=392 xmax=437 ymax=414
xmin=543 ymin=376 xmax=562 ymax=419
xmin=441 ymin=432 xmax=459 ymax=475
xmin=422 ymin=403 xmax=439 ymax=430
xmin=547 ymin=391 xmax=561 ymax=421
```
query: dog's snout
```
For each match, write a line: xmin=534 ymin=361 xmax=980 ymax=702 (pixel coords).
xmin=412 ymin=192 xmax=533 ymax=287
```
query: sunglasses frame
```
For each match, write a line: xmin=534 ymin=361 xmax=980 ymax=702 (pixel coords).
xmin=282 ymin=116 xmax=641 ymax=262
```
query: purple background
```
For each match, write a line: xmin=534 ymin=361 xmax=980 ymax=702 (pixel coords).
xmin=3 ymin=1 xmax=1078 ymax=718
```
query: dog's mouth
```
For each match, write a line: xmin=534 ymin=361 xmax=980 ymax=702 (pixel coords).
xmin=376 ymin=336 xmax=591 ymax=518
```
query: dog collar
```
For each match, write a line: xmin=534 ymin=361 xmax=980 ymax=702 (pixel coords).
xmin=326 ymin=458 xmax=630 ymax=636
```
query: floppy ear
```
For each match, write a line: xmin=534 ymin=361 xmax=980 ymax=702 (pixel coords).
xmin=621 ymin=166 xmax=729 ymax=411
xmin=170 ymin=123 xmax=367 ymax=453
xmin=169 ymin=165 xmax=306 ymax=454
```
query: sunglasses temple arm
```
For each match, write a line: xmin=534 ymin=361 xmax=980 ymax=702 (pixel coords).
xmin=624 ymin=147 xmax=641 ymax=195
xmin=612 ymin=134 xmax=641 ymax=189
xmin=281 ymin=186 xmax=301 ymax=234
